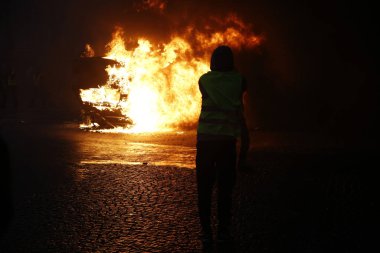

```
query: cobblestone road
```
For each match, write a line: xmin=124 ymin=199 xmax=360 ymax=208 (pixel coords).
xmin=1 ymin=164 xmax=203 ymax=252
xmin=0 ymin=122 xmax=376 ymax=252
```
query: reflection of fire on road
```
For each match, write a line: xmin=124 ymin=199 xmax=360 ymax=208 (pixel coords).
xmin=78 ymin=14 xmax=262 ymax=133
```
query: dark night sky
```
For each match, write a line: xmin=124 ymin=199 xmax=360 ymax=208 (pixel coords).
xmin=1 ymin=0 xmax=378 ymax=143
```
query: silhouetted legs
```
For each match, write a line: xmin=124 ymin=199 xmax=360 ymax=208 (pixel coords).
xmin=196 ymin=140 xmax=236 ymax=251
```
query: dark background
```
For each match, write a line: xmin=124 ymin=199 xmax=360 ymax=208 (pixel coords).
xmin=1 ymin=0 xmax=378 ymax=144
xmin=1 ymin=1 xmax=378 ymax=251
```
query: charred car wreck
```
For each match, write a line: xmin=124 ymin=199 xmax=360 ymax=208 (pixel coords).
xmin=72 ymin=56 xmax=133 ymax=130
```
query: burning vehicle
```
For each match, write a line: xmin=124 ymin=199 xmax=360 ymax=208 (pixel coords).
xmin=73 ymin=14 xmax=262 ymax=133
xmin=72 ymin=55 xmax=132 ymax=130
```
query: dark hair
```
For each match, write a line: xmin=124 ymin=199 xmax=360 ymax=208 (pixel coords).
xmin=210 ymin=45 xmax=234 ymax=72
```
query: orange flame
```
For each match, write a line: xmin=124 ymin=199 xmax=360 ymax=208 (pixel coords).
xmin=81 ymin=44 xmax=95 ymax=58
xmin=79 ymin=15 xmax=262 ymax=133
xmin=135 ymin=0 xmax=167 ymax=12
xmin=189 ymin=14 xmax=262 ymax=50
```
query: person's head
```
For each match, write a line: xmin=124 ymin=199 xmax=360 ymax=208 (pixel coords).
xmin=210 ymin=45 xmax=234 ymax=72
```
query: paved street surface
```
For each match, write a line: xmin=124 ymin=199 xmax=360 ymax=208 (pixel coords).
xmin=0 ymin=120 xmax=377 ymax=252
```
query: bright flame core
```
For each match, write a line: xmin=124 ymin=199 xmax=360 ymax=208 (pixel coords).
xmin=79 ymin=15 xmax=261 ymax=133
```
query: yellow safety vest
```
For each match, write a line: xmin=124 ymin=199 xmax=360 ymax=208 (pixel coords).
xmin=197 ymin=71 xmax=243 ymax=138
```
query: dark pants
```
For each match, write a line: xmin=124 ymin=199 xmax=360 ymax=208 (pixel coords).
xmin=196 ymin=140 xmax=237 ymax=236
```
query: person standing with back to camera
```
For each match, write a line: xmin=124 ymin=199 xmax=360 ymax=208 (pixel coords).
xmin=196 ymin=45 xmax=249 ymax=252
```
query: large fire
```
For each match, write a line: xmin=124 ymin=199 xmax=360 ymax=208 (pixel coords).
xmin=79 ymin=14 xmax=261 ymax=133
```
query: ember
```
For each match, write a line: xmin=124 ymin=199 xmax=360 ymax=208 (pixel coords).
xmin=79 ymin=15 xmax=261 ymax=133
